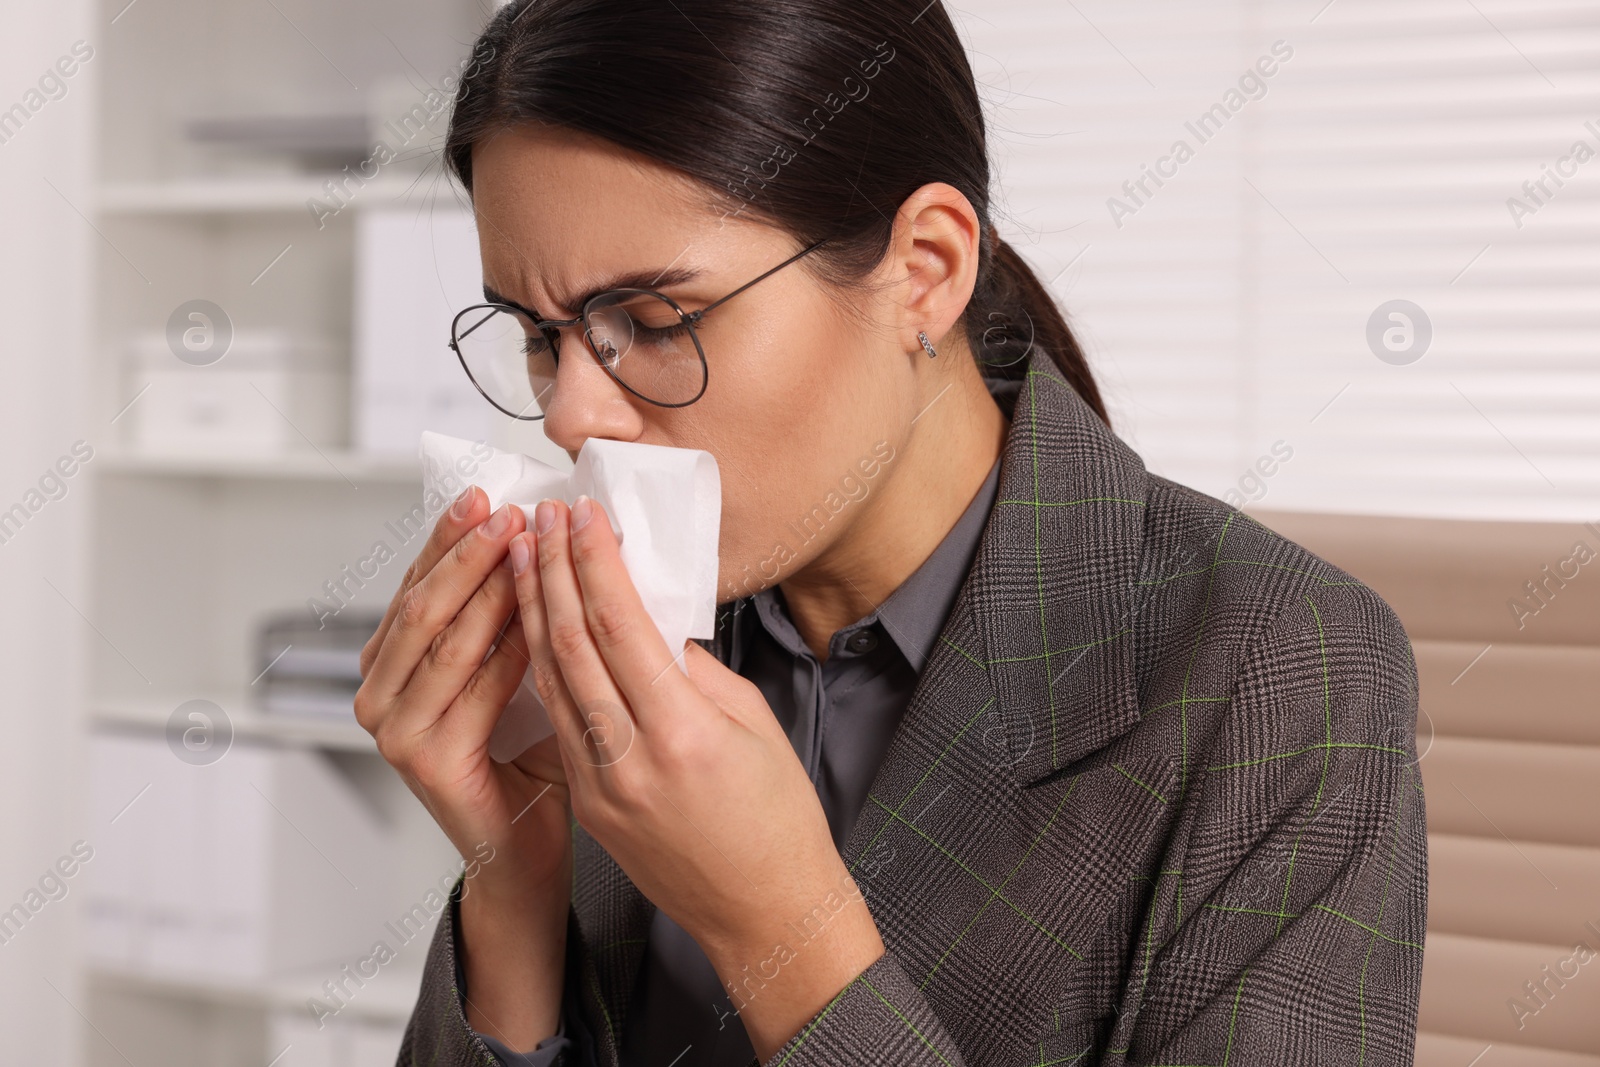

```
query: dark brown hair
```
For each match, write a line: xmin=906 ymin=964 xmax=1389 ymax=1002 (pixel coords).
xmin=443 ymin=0 xmax=1109 ymax=425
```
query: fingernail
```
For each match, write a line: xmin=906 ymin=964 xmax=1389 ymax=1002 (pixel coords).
xmin=482 ymin=503 xmax=512 ymax=537
xmin=570 ymin=495 xmax=593 ymax=532
xmin=450 ymin=486 xmax=475 ymax=521
xmin=510 ymin=535 xmax=530 ymax=574
xmin=534 ymin=499 xmax=557 ymax=535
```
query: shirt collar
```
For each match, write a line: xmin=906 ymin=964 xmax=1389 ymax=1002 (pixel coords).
xmin=869 ymin=454 xmax=1001 ymax=672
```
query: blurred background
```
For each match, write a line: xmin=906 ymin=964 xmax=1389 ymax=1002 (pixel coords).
xmin=0 ymin=0 xmax=1594 ymax=1064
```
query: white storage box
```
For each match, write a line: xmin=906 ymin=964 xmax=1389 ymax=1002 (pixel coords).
xmin=124 ymin=330 xmax=345 ymax=456
xmin=269 ymin=1007 xmax=408 ymax=1067
xmin=85 ymin=731 xmax=389 ymax=981
xmin=352 ymin=208 xmax=490 ymax=454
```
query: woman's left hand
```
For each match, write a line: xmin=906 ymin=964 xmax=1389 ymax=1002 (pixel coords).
xmin=506 ymin=494 xmax=885 ymax=1061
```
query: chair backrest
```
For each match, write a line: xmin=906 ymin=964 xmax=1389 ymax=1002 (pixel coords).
xmin=1253 ymin=509 xmax=1600 ymax=1067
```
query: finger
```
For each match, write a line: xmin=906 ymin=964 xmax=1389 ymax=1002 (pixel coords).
xmin=388 ymin=557 xmax=524 ymax=739
xmin=507 ymin=527 xmax=590 ymax=760
xmin=361 ymin=485 xmax=488 ymax=678
xmin=511 ymin=527 xmax=638 ymax=773
xmin=429 ymin=603 xmax=538 ymax=759
xmin=680 ymin=641 xmax=784 ymax=739
xmin=364 ymin=501 xmax=526 ymax=702
xmin=681 ymin=640 xmax=752 ymax=707
xmin=509 ymin=732 xmax=569 ymax=792
xmin=529 ymin=497 xmax=637 ymax=735
xmin=566 ymin=495 xmax=694 ymax=726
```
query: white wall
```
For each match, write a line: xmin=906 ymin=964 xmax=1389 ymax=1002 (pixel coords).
xmin=0 ymin=0 xmax=96 ymax=1063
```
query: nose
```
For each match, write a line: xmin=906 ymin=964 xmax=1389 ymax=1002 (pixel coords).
xmin=539 ymin=323 xmax=646 ymax=455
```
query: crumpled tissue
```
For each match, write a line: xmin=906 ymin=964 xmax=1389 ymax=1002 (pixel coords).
xmin=419 ymin=431 xmax=721 ymax=761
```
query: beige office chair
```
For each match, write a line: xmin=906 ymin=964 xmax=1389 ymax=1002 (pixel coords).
xmin=1255 ymin=510 xmax=1600 ymax=1067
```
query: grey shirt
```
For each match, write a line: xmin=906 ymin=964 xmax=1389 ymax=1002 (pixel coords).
xmin=466 ymin=449 xmax=1004 ymax=1067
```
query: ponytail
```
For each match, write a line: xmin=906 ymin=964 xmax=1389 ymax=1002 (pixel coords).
xmin=964 ymin=226 xmax=1110 ymax=427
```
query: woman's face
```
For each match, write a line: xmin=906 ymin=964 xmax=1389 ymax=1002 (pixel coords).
xmin=470 ymin=122 xmax=950 ymax=604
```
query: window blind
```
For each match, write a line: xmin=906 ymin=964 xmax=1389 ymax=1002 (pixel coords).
xmin=960 ymin=0 xmax=1600 ymax=521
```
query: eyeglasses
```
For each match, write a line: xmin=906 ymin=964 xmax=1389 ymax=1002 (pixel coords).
xmin=448 ymin=237 xmax=829 ymax=420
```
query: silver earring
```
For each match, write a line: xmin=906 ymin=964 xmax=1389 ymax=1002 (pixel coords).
xmin=917 ymin=330 xmax=938 ymax=359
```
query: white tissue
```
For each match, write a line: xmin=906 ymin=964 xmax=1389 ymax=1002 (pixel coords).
xmin=419 ymin=431 xmax=722 ymax=761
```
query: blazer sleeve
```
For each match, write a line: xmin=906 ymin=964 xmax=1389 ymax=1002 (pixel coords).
xmin=755 ymin=948 xmax=970 ymax=1066
xmin=397 ymin=881 xmax=601 ymax=1067
xmin=1127 ymin=587 xmax=1428 ymax=1065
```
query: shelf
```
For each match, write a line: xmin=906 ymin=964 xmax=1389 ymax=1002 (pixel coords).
xmin=97 ymin=447 xmax=421 ymax=485
xmin=96 ymin=174 xmax=464 ymax=215
xmin=93 ymin=693 xmax=377 ymax=753
xmin=90 ymin=961 xmax=424 ymax=1022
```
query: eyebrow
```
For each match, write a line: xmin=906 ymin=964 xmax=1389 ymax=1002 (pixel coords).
xmin=483 ymin=264 xmax=707 ymax=321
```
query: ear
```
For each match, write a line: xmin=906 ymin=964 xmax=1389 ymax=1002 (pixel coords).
xmin=885 ymin=183 xmax=983 ymax=359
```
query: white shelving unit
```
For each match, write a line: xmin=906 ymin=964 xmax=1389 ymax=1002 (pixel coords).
xmin=80 ymin=2 xmax=499 ymax=1065
xmin=91 ymin=958 xmax=428 ymax=1023
xmin=96 ymin=446 xmax=420 ymax=485
xmin=96 ymin=175 xmax=462 ymax=216
xmin=92 ymin=693 xmax=376 ymax=753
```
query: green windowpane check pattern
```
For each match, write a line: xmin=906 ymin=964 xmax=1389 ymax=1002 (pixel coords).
xmin=400 ymin=344 xmax=1426 ymax=1067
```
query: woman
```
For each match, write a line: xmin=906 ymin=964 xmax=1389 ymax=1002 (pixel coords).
xmin=355 ymin=1 xmax=1427 ymax=1065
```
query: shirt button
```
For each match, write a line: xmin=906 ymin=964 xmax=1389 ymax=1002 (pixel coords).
xmin=846 ymin=628 xmax=879 ymax=654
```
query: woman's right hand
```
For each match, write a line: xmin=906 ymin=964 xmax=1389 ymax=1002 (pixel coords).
xmin=357 ymin=486 xmax=574 ymax=1048
xmin=354 ymin=485 xmax=573 ymax=900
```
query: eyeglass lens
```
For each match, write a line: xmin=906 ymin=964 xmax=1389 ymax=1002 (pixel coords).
xmin=452 ymin=291 xmax=704 ymax=417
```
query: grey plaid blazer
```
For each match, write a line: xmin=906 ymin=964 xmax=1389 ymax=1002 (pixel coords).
xmin=399 ymin=346 xmax=1427 ymax=1067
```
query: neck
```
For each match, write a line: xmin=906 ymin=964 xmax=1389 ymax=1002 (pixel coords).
xmin=779 ymin=356 xmax=1009 ymax=662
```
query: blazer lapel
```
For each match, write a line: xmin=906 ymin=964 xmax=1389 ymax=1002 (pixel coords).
xmin=845 ymin=348 xmax=1151 ymax=813
xmin=967 ymin=353 xmax=1149 ymax=788
xmin=837 ymin=350 xmax=1165 ymax=1060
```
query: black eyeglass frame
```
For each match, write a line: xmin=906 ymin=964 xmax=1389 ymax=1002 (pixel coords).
xmin=448 ymin=236 xmax=830 ymax=420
